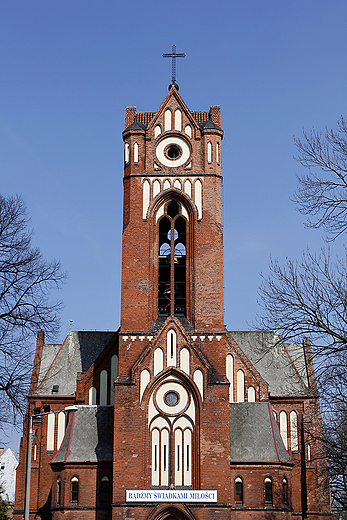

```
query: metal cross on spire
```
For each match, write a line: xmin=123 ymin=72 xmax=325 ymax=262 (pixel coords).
xmin=162 ymin=45 xmax=186 ymax=88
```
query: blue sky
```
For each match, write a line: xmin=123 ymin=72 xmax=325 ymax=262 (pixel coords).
xmin=2 ymin=1 xmax=347 ymax=449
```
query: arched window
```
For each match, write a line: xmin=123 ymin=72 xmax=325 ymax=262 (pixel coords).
xmin=185 ymin=125 xmax=192 ymax=138
xmin=110 ymin=354 xmax=118 ymax=404
xmin=283 ymin=478 xmax=288 ymax=505
xmin=195 ymin=180 xmax=202 ymax=219
xmin=140 ymin=369 xmax=150 ymax=402
xmin=153 ymin=179 xmax=161 ymax=198
xmin=180 ymin=348 xmax=190 ymax=375
xmin=307 ymin=444 xmax=311 ymax=461
xmin=134 ymin=142 xmax=139 ymax=163
xmin=184 ymin=179 xmax=192 ymax=197
xmin=165 ymin=109 xmax=172 ymax=131
xmin=149 ymin=376 xmax=196 ymax=489
xmin=237 ymin=370 xmax=244 ymax=402
xmin=143 ymin=179 xmax=150 ymax=219
xmin=89 ymin=386 xmax=97 ymax=405
xmin=207 ymin=141 xmax=212 ymax=162
xmin=265 ymin=478 xmax=272 ymax=507
xmin=247 ymin=386 xmax=255 ymax=402
xmin=154 ymin=348 xmax=164 ymax=376
xmin=175 ymin=109 xmax=182 ymax=131
xmin=174 ymin=179 xmax=181 ymax=190
xmin=193 ymin=369 xmax=203 ymax=400
xmin=124 ymin=143 xmax=130 ymax=164
xmin=290 ymin=411 xmax=298 ymax=452
xmin=100 ymin=370 xmax=108 ymax=405
xmin=71 ymin=477 xmax=79 ymax=505
xmin=226 ymin=354 xmax=234 ymax=403
xmin=100 ymin=476 xmax=110 ymax=505
xmin=235 ymin=477 xmax=243 ymax=506
xmin=158 ymin=204 xmax=187 ymax=317
xmin=47 ymin=412 xmax=55 ymax=451
xmin=57 ymin=411 xmax=65 ymax=450
xmin=280 ymin=411 xmax=288 ymax=449
xmin=33 ymin=444 xmax=37 ymax=461
xmin=57 ymin=477 xmax=62 ymax=506
xmin=155 ymin=125 xmax=161 ymax=138
xmin=216 ymin=142 xmax=220 ymax=164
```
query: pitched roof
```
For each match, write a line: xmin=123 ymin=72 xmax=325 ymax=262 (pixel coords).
xmin=230 ymin=331 xmax=309 ymax=396
xmin=33 ymin=331 xmax=116 ymax=396
xmin=230 ymin=402 xmax=292 ymax=464
xmin=52 ymin=406 xmax=114 ymax=463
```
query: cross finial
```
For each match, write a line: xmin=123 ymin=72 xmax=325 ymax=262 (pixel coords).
xmin=162 ymin=45 xmax=186 ymax=90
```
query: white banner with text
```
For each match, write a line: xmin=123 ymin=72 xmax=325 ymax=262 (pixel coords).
xmin=126 ymin=490 xmax=217 ymax=503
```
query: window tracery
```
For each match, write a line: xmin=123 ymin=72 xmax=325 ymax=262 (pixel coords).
xmin=158 ymin=203 xmax=187 ymax=317
xmin=148 ymin=374 xmax=197 ymax=488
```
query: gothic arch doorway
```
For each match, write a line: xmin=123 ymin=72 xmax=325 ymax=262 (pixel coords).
xmin=147 ymin=504 xmax=197 ymax=520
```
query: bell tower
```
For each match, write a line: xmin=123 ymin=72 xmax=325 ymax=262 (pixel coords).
xmin=120 ymin=85 xmax=224 ymax=332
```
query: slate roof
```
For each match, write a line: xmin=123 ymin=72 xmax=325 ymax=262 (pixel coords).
xmin=33 ymin=331 xmax=116 ymax=396
xmin=199 ymin=119 xmax=222 ymax=131
xmin=230 ymin=402 xmax=292 ymax=464
xmin=124 ymin=120 xmax=147 ymax=132
xmin=230 ymin=331 xmax=309 ymax=396
xmin=52 ymin=406 xmax=114 ymax=464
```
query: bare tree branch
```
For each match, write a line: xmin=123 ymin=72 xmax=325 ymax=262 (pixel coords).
xmin=0 ymin=194 xmax=66 ymax=428
xmin=293 ymin=117 xmax=347 ymax=241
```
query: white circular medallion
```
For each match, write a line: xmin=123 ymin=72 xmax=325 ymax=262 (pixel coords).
xmin=156 ymin=136 xmax=190 ymax=167
xmin=155 ymin=381 xmax=189 ymax=415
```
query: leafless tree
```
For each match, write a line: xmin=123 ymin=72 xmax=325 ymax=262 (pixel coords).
xmin=0 ymin=194 xmax=66 ymax=428
xmin=293 ymin=116 xmax=347 ymax=241
xmin=257 ymin=116 xmax=347 ymax=513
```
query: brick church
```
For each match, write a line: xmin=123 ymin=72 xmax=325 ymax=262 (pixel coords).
xmin=14 ymin=80 xmax=331 ymax=520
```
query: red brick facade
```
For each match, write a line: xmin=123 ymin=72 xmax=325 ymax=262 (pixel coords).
xmin=13 ymin=86 xmax=331 ymax=520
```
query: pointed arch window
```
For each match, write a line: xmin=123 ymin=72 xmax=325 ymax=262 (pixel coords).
xmin=134 ymin=142 xmax=139 ymax=163
xmin=89 ymin=386 xmax=97 ymax=405
xmin=100 ymin=476 xmax=110 ymax=505
xmin=124 ymin=143 xmax=130 ymax=164
xmin=175 ymin=109 xmax=182 ymax=131
xmin=165 ymin=109 xmax=172 ymax=131
xmin=158 ymin=202 xmax=187 ymax=317
xmin=100 ymin=370 xmax=108 ymax=405
xmin=149 ymin=378 xmax=196 ymax=489
xmin=71 ymin=477 xmax=79 ymax=505
xmin=226 ymin=354 xmax=234 ymax=403
xmin=57 ymin=477 xmax=62 ymax=506
xmin=265 ymin=478 xmax=273 ymax=507
xmin=235 ymin=477 xmax=243 ymax=506
xmin=280 ymin=411 xmax=288 ymax=449
xmin=283 ymin=478 xmax=288 ymax=505
xmin=155 ymin=125 xmax=161 ymax=138
xmin=237 ymin=370 xmax=244 ymax=402
xmin=290 ymin=411 xmax=298 ymax=452
xmin=207 ymin=141 xmax=212 ymax=162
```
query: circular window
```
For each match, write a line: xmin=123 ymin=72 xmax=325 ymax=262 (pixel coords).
xmin=155 ymin=136 xmax=190 ymax=167
xmin=167 ymin=145 xmax=181 ymax=160
xmin=164 ymin=391 xmax=179 ymax=406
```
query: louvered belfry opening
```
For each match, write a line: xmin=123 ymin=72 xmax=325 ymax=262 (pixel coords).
xmin=158 ymin=201 xmax=186 ymax=317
